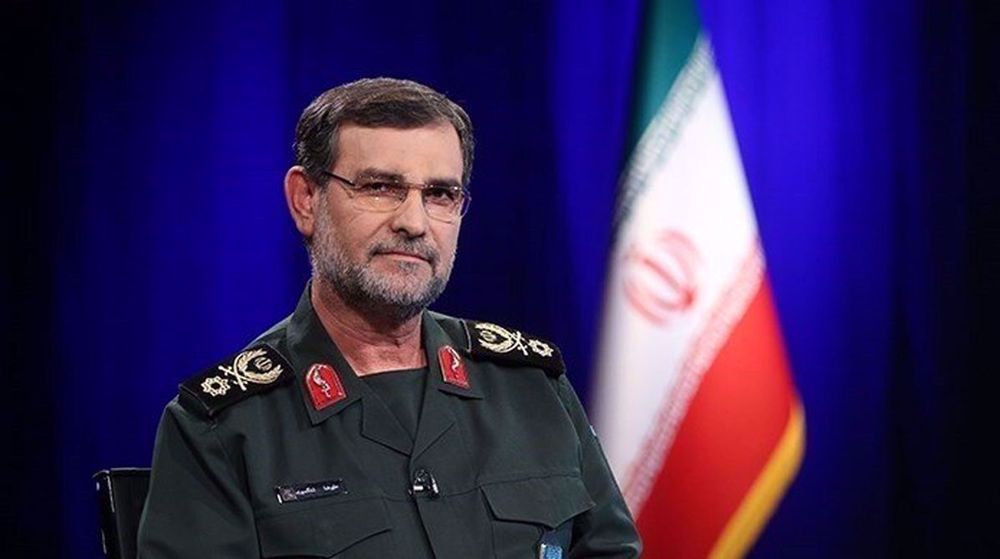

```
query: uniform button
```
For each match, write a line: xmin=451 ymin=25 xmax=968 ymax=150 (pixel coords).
xmin=410 ymin=468 xmax=440 ymax=498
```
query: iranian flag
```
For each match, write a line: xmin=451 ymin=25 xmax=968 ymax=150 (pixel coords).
xmin=592 ymin=0 xmax=805 ymax=556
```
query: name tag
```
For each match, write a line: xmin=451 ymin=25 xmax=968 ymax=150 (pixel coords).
xmin=274 ymin=478 xmax=347 ymax=504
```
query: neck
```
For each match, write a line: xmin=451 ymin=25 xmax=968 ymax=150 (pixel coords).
xmin=310 ymin=277 xmax=426 ymax=376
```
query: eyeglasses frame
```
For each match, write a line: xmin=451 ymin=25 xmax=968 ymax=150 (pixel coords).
xmin=320 ymin=170 xmax=471 ymax=223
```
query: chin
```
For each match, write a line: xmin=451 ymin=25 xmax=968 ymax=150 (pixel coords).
xmin=376 ymin=275 xmax=446 ymax=308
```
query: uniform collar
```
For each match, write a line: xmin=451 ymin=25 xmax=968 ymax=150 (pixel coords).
xmin=285 ymin=285 xmax=365 ymax=426
xmin=421 ymin=309 xmax=485 ymax=400
xmin=284 ymin=284 xmax=484 ymax=430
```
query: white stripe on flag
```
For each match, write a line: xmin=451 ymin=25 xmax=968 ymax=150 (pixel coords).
xmin=594 ymin=38 xmax=763 ymax=514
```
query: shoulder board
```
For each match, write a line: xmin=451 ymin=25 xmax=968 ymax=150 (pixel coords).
xmin=178 ymin=343 xmax=292 ymax=418
xmin=462 ymin=320 xmax=566 ymax=377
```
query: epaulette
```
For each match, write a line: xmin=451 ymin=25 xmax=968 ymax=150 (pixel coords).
xmin=461 ymin=320 xmax=566 ymax=377
xmin=179 ymin=343 xmax=293 ymax=418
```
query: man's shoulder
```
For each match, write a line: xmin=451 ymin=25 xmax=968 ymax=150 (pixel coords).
xmin=176 ymin=316 xmax=296 ymax=420
xmin=427 ymin=311 xmax=567 ymax=377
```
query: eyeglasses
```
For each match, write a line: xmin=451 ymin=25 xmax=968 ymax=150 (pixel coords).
xmin=321 ymin=171 xmax=471 ymax=223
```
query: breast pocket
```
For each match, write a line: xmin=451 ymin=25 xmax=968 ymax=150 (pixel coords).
xmin=481 ymin=475 xmax=595 ymax=559
xmin=256 ymin=497 xmax=395 ymax=558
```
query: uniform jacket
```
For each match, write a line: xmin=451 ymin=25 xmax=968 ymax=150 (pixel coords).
xmin=137 ymin=287 xmax=641 ymax=558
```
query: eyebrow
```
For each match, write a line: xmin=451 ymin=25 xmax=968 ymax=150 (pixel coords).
xmin=355 ymin=167 xmax=462 ymax=188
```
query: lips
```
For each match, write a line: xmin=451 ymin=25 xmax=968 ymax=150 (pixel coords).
xmin=379 ymin=251 xmax=428 ymax=262
xmin=370 ymin=242 xmax=437 ymax=265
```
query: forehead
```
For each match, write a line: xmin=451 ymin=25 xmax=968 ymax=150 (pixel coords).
xmin=335 ymin=123 xmax=463 ymax=180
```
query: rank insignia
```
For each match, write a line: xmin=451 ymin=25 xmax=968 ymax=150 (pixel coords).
xmin=464 ymin=320 xmax=566 ymax=376
xmin=305 ymin=363 xmax=346 ymax=411
xmin=438 ymin=345 xmax=470 ymax=389
xmin=179 ymin=344 xmax=292 ymax=418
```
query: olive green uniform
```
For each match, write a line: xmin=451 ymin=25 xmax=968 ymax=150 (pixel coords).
xmin=137 ymin=287 xmax=641 ymax=558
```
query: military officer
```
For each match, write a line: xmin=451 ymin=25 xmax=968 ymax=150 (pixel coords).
xmin=137 ymin=77 xmax=641 ymax=558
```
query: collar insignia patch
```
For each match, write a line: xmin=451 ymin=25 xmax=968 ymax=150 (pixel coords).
xmin=438 ymin=345 xmax=470 ymax=389
xmin=305 ymin=363 xmax=346 ymax=411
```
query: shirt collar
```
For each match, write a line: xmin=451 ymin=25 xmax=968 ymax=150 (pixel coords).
xmin=284 ymin=284 xmax=483 ymax=427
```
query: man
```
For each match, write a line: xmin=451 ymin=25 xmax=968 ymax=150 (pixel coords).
xmin=137 ymin=77 xmax=641 ymax=558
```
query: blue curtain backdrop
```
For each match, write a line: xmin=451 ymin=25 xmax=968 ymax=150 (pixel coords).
xmin=3 ymin=0 xmax=996 ymax=556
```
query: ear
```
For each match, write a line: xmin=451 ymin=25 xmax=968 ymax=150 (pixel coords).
xmin=284 ymin=166 xmax=318 ymax=238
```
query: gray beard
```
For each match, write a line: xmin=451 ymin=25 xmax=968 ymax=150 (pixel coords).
xmin=310 ymin=216 xmax=452 ymax=323
xmin=315 ymin=252 xmax=448 ymax=322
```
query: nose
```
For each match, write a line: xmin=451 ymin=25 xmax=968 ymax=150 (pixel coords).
xmin=389 ymin=189 xmax=429 ymax=238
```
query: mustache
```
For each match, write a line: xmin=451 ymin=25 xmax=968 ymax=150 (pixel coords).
xmin=369 ymin=239 xmax=438 ymax=265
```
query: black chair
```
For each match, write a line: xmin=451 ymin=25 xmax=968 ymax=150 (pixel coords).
xmin=94 ymin=468 xmax=150 ymax=559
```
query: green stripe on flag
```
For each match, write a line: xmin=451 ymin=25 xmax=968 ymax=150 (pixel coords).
xmin=615 ymin=37 xmax=712 ymax=229
xmin=628 ymin=0 xmax=702 ymax=151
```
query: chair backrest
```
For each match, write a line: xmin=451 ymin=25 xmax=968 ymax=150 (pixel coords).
xmin=94 ymin=468 xmax=150 ymax=559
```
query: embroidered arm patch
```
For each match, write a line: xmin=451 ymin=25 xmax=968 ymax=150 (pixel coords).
xmin=179 ymin=343 xmax=292 ymax=418
xmin=463 ymin=320 xmax=566 ymax=376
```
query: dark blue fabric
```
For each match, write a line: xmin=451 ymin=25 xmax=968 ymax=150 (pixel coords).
xmin=3 ymin=0 xmax=993 ymax=556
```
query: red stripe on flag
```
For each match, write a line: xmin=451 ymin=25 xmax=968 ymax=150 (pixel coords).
xmin=635 ymin=276 xmax=797 ymax=557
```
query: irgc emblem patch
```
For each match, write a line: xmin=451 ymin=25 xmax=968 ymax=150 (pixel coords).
xmin=202 ymin=347 xmax=284 ymax=397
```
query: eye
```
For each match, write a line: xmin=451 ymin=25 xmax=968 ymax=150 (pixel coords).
xmin=358 ymin=180 xmax=405 ymax=198
xmin=424 ymin=186 xmax=460 ymax=204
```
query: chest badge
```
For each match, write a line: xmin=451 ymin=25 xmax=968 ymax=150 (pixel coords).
xmin=539 ymin=543 xmax=563 ymax=559
xmin=438 ymin=345 xmax=470 ymax=389
xmin=305 ymin=363 xmax=346 ymax=411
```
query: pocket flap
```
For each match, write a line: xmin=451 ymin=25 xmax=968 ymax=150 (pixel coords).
xmin=481 ymin=475 xmax=595 ymax=529
xmin=257 ymin=498 xmax=391 ymax=557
